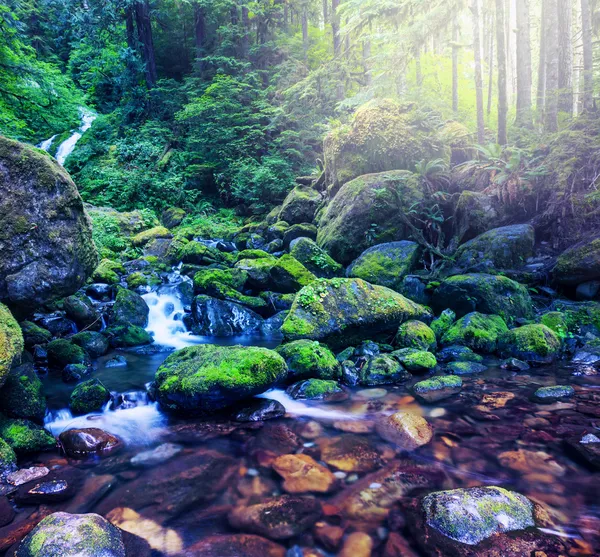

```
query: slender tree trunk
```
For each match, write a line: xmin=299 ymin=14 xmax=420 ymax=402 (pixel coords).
xmin=558 ymin=0 xmax=573 ymax=114
xmin=471 ymin=0 xmax=485 ymax=144
xmin=545 ymin=0 xmax=560 ymax=132
xmin=126 ymin=6 xmax=136 ymax=51
xmin=194 ymin=3 xmax=206 ymax=72
xmin=515 ymin=0 xmax=532 ymax=126
xmin=241 ymin=4 xmax=250 ymax=58
xmin=415 ymin=46 xmax=423 ymax=87
xmin=323 ymin=0 xmax=328 ymax=25
xmin=452 ymin=17 xmax=460 ymax=113
xmin=487 ymin=14 xmax=494 ymax=118
xmin=495 ymin=0 xmax=508 ymax=145
xmin=573 ymin=0 xmax=582 ymax=114
xmin=332 ymin=0 xmax=341 ymax=56
xmin=283 ymin=1 xmax=289 ymax=30
xmin=537 ymin=0 xmax=547 ymax=117
xmin=581 ymin=0 xmax=594 ymax=111
xmin=302 ymin=5 xmax=309 ymax=61
xmin=134 ymin=0 xmax=157 ymax=88
xmin=363 ymin=21 xmax=372 ymax=87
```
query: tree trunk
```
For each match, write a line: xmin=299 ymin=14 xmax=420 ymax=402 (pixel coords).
xmin=495 ymin=0 xmax=508 ymax=145
xmin=323 ymin=0 xmax=328 ymax=25
xmin=558 ymin=0 xmax=573 ymax=114
xmin=134 ymin=0 xmax=157 ymax=88
xmin=545 ymin=0 xmax=560 ymax=132
xmin=487 ymin=13 xmax=494 ymax=117
xmin=581 ymin=0 xmax=593 ymax=111
xmin=302 ymin=5 xmax=309 ymax=60
xmin=126 ymin=6 xmax=136 ymax=52
xmin=363 ymin=21 xmax=372 ymax=87
xmin=241 ymin=4 xmax=250 ymax=58
xmin=415 ymin=46 xmax=423 ymax=87
xmin=194 ymin=3 xmax=206 ymax=72
xmin=515 ymin=0 xmax=532 ymax=126
xmin=332 ymin=0 xmax=341 ymax=56
xmin=452 ymin=17 xmax=459 ymax=113
xmin=537 ymin=0 xmax=547 ymax=116
xmin=471 ymin=0 xmax=485 ymax=144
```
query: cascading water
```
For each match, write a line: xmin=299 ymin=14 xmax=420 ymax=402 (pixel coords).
xmin=39 ymin=108 xmax=96 ymax=165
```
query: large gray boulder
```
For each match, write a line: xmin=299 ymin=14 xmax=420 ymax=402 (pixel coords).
xmin=554 ymin=235 xmax=600 ymax=285
xmin=0 ymin=136 xmax=98 ymax=309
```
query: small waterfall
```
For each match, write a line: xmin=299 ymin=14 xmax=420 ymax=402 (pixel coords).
xmin=258 ymin=389 xmax=360 ymax=421
xmin=38 ymin=134 xmax=57 ymax=152
xmin=55 ymin=109 xmax=96 ymax=165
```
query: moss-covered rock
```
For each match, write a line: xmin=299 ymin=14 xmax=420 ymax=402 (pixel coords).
xmin=179 ymin=241 xmax=226 ymax=266
xmin=105 ymin=325 xmax=152 ymax=348
xmin=359 ymin=354 xmax=410 ymax=386
xmin=282 ymin=278 xmax=432 ymax=349
xmin=430 ymin=309 xmax=456 ymax=340
xmin=155 ymin=344 xmax=288 ymax=414
xmin=431 ymin=273 xmax=533 ymax=321
xmin=454 ymin=225 xmax=535 ymax=272
xmin=92 ymin=259 xmax=124 ymax=284
xmin=276 ymin=340 xmax=340 ymax=381
xmin=0 ymin=364 xmax=46 ymax=422
xmin=112 ymin=287 xmax=149 ymax=327
xmin=286 ymin=379 xmax=348 ymax=402
xmin=0 ymin=437 xmax=16 ymax=474
xmin=539 ymin=311 xmax=569 ymax=338
xmin=161 ymin=207 xmax=186 ymax=229
xmin=453 ymin=190 xmax=498 ymax=244
xmin=283 ymin=223 xmax=317 ymax=248
xmin=554 ymin=235 xmax=600 ymax=285
xmin=0 ymin=414 xmax=55 ymax=454
xmin=289 ymin=237 xmax=342 ymax=279
xmin=0 ymin=136 xmax=98 ymax=308
xmin=446 ymin=361 xmax=488 ymax=375
xmin=190 ymin=295 xmax=263 ymax=336
xmin=498 ymin=324 xmax=561 ymax=365
xmin=317 ymin=170 xmax=423 ymax=265
xmin=20 ymin=320 xmax=52 ymax=348
xmin=437 ymin=345 xmax=483 ymax=363
xmin=47 ymin=339 xmax=88 ymax=368
xmin=236 ymin=255 xmax=315 ymax=294
xmin=391 ymin=348 xmax=437 ymax=373
xmin=0 ymin=303 xmax=23 ymax=388
xmin=279 ymin=186 xmax=322 ymax=225
xmin=193 ymin=267 xmax=266 ymax=311
xmin=16 ymin=512 xmax=126 ymax=557
xmin=63 ymin=293 xmax=100 ymax=329
xmin=69 ymin=379 xmax=111 ymax=415
xmin=125 ymin=270 xmax=162 ymax=290
xmin=131 ymin=226 xmax=171 ymax=247
xmin=396 ymin=320 xmax=437 ymax=351
xmin=441 ymin=312 xmax=508 ymax=353
xmin=235 ymin=249 xmax=273 ymax=262
xmin=421 ymin=486 xmax=534 ymax=546
xmin=323 ymin=99 xmax=445 ymax=195
xmin=347 ymin=241 xmax=420 ymax=291
xmin=413 ymin=375 xmax=462 ymax=403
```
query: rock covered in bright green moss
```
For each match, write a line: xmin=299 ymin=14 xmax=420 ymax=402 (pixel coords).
xmin=235 ymin=249 xmax=273 ymax=262
xmin=162 ymin=207 xmax=186 ymax=229
xmin=126 ymin=271 xmax=161 ymax=290
xmin=47 ymin=339 xmax=88 ymax=369
xmin=289 ymin=237 xmax=343 ymax=278
xmin=16 ymin=512 xmax=126 ymax=557
xmin=432 ymin=273 xmax=533 ymax=321
xmin=276 ymin=340 xmax=340 ymax=381
xmin=190 ymin=295 xmax=263 ymax=336
xmin=71 ymin=331 xmax=109 ymax=358
xmin=317 ymin=170 xmax=423 ymax=265
xmin=282 ymin=278 xmax=432 ymax=349
xmin=20 ymin=320 xmax=52 ymax=348
xmin=430 ymin=309 xmax=456 ymax=340
xmin=0 ymin=303 xmax=23 ymax=388
xmin=178 ymin=241 xmax=226 ymax=265
xmin=359 ymin=354 xmax=410 ymax=386
xmin=454 ymin=225 xmax=535 ymax=272
xmin=441 ymin=312 xmax=508 ymax=353
xmin=63 ymin=293 xmax=100 ymax=329
xmin=112 ymin=287 xmax=149 ymax=327
xmin=391 ymin=349 xmax=437 ymax=373
xmin=283 ymin=223 xmax=317 ymax=247
xmin=446 ymin=361 xmax=488 ymax=375
xmin=69 ymin=379 xmax=111 ymax=415
xmin=413 ymin=376 xmax=462 ymax=403
xmin=539 ymin=311 xmax=569 ymax=338
xmin=396 ymin=320 xmax=436 ymax=351
xmin=131 ymin=226 xmax=171 ymax=247
xmin=0 ymin=437 xmax=16 ymax=475
xmin=155 ymin=344 xmax=288 ymax=415
xmin=0 ymin=364 xmax=46 ymax=422
xmin=437 ymin=345 xmax=483 ymax=363
xmin=498 ymin=324 xmax=561 ymax=365
xmin=236 ymin=255 xmax=316 ymax=294
xmin=0 ymin=136 xmax=98 ymax=308
xmin=0 ymin=415 xmax=55 ymax=454
xmin=286 ymin=379 xmax=349 ymax=402
xmin=279 ymin=186 xmax=321 ymax=225
xmin=554 ymin=235 xmax=600 ymax=285
xmin=105 ymin=325 xmax=152 ymax=348
xmin=92 ymin=259 xmax=124 ymax=284
xmin=347 ymin=241 xmax=420 ymax=291
xmin=193 ymin=268 xmax=266 ymax=311
xmin=532 ymin=385 xmax=575 ymax=403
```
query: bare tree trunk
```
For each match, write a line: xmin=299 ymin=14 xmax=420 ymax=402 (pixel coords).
xmin=545 ymin=0 xmax=560 ymax=132
xmin=241 ymin=4 xmax=250 ymax=58
xmin=487 ymin=11 xmax=494 ymax=117
xmin=452 ymin=17 xmax=460 ymax=113
xmin=515 ymin=0 xmax=532 ymax=126
xmin=573 ymin=0 xmax=582 ymax=114
xmin=302 ymin=5 xmax=309 ymax=61
xmin=332 ymin=0 xmax=341 ymax=56
xmin=537 ymin=0 xmax=547 ymax=117
xmin=362 ymin=21 xmax=372 ymax=87
xmin=323 ymin=0 xmax=328 ymax=25
xmin=472 ymin=0 xmax=486 ymax=144
xmin=125 ymin=6 xmax=136 ymax=52
xmin=194 ymin=3 xmax=206 ymax=72
xmin=558 ymin=0 xmax=573 ymax=114
xmin=134 ymin=0 xmax=157 ymax=88
xmin=581 ymin=0 xmax=594 ymax=111
xmin=495 ymin=0 xmax=508 ymax=145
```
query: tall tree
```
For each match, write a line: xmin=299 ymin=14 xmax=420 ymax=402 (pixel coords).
xmin=323 ymin=0 xmax=329 ymax=24
xmin=545 ymin=0 xmax=560 ymax=132
xmin=134 ymin=0 xmax=157 ymax=87
xmin=515 ymin=0 xmax=532 ymax=126
xmin=558 ymin=0 xmax=573 ymax=114
xmin=495 ymin=0 xmax=507 ymax=145
xmin=581 ymin=0 xmax=594 ymax=111
xmin=194 ymin=2 xmax=207 ymax=71
xmin=536 ymin=0 xmax=547 ymax=116
xmin=452 ymin=17 xmax=459 ymax=113
xmin=471 ymin=0 xmax=485 ymax=144
xmin=332 ymin=0 xmax=341 ymax=56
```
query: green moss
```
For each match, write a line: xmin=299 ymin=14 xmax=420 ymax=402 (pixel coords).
xmin=0 ymin=437 xmax=16 ymax=469
xmin=193 ymin=267 xmax=266 ymax=310
xmin=92 ymin=258 xmax=124 ymax=284
xmin=0 ymin=303 xmax=24 ymax=388
xmin=414 ymin=375 xmax=462 ymax=392
xmin=0 ymin=364 xmax=46 ymax=422
xmin=446 ymin=361 xmax=487 ymax=375
xmin=287 ymin=379 xmax=344 ymax=400
xmin=131 ymin=226 xmax=170 ymax=247
xmin=276 ymin=340 xmax=341 ymax=380
xmin=20 ymin=320 xmax=52 ymax=347
xmin=178 ymin=241 xmax=226 ymax=265
xmin=391 ymin=348 xmax=437 ymax=372
xmin=396 ymin=320 xmax=436 ymax=351
xmin=289 ymin=237 xmax=343 ymax=279
xmin=430 ymin=309 xmax=456 ymax=340
xmin=442 ymin=312 xmax=508 ymax=353
xmin=126 ymin=271 xmax=161 ymax=289
xmin=112 ymin=286 xmax=149 ymax=327
xmin=106 ymin=325 xmax=152 ymax=348
xmin=539 ymin=311 xmax=569 ymax=338
xmin=0 ymin=414 xmax=55 ymax=454
xmin=532 ymin=385 xmax=575 ymax=402
xmin=554 ymin=238 xmax=600 ymax=284
xmin=69 ymin=379 xmax=111 ymax=415
xmin=47 ymin=339 xmax=87 ymax=368
xmin=498 ymin=324 xmax=561 ymax=365
xmin=235 ymin=249 xmax=274 ymax=261
xmin=359 ymin=354 xmax=410 ymax=385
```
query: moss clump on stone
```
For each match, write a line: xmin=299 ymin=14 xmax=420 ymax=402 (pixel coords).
xmin=532 ymin=385 xmax=575 ymax=403
xmin=539 ymin=311 xmax=569 ymax=338
xmin=276 ymin=340 xmax=341 ymax=381
xmin=47 ymin=339 xmax=88 ymax=368
xmin=235 ymin=249 xmax=274 ymax=262
xmin=289 ymin=237 xmax=343 ymax=279
xmin=69 ymin=379 xmax=111 ymax=415
xmin=498 ymin=324 xmax=561 ymax=365
xmin=112 ymin=287 xmax=149 ymax=327
xmin=391 ymin=348 xmax=437 ymax=373
xmin=359 ymin=354 xmax=410 ymax=386
xmin=0 ymin=364 xmax=46 ymax=422
xmin=178 ymin=241 xmax=225 ymax=265
xmin=0 ymin=437 xmax=16 ymax=471
xmin=106 ymin=325 xmax=152 ymax=348
xmin=446 ymin=361 xmax=488 ymax=375
xmin=279 ymin=186 xmax=321 ymax=225
xmin=0 ymin=414 xmax=55 ymax=454
xmin=441 ymin=312 xmax=508 ymax=353
xmin=413 ymin=375 xmax=462 ymax=403
xmin=430 ymin=309 xmax=456 ymax=340
xmin=194 ymin=268 xmax=266 ymax=311
xmin=155 ymin=344 xmax=288 ymax=414
xmin=71 ymin=331 xmax=109 ymax=358
xmin=126 ymin=271 xmax=161 ymax=289
xmin=0 ymin=303 xmax=24 ymax=388
xmin=396 ymin=320 xmax=437 ymax=351
xmin=92 ymin=259 xmax=124 ymax=284
xmin=131 ymin=226 xmax=171 ymax=247
xmin=286 ymin=379 xmax=347 ymax=401
xmin=20 ymin=320 xmax=52 ymax=347
xmin=554 ymin=236 xmax=600 ymax=285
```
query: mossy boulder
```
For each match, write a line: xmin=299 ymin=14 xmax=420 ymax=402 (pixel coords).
xmin=0 ymin=415 xmax=55 ymax=454
xmin=437 ymin=345 xmax=483 ymax=363
xmin=92 ymin=259 xmax=124 ymax=284
xmin=289 ymin=237 xmax=342 ymax=278
xmin=20 ymin=320 xmax=52 ymax=347
xmin=453 ymin=190 xmax=498 ymax=244
xmin=193 ymin=268 xmax=266 ymax=311
xmin=554 ymin=235 xmax=600 ymax=285
xmin=282 ymin=278 xmax=432 ymax=349
xmin=359 ymin=354 xmax=411 ymax=386
xmin=0 ymin=437 xmax=16 ymax=474
xmin=276 ymin=340 xmax=341 ymax=381
xmin=446 ymin=361 xmax=488 ymax=375
xmin=131 ymin=226 xmax=171 ymax=247
xmin=112 ymin=287 xmax=149 ymax=327
xmin=235 ymin=249 xmax=273 ymax=262
xmin=16 ymin=512 xmax=126 ymax=557
xmin=0 ymin=364 xmax=46 ymax=422
xmin=532 ymin=385 xmax=575 ymax=403
xmin=391 ymin=348 xmax=437 ymax=373
xmin=190 ymin=295 xmax=263 ymax=336
xmin=323 ymin=99 xmax=445 ymax=195
xmin=286 ymin=379 xmax=348 ymax=402
xmin=69 ymin=379 xmax=111 ymax=415
xmin=125 ymin=271 xmax=161 ymax=290
xmin=498 ymin=324 xmax=561 ymax=365
xmin=179 ymin=241 xmax=226 ymax=266
xmin=454 ymin=225 xmax=535 ymax=272
xmin=236 ymin=255 xmax=315 ymax=294
xmin=441 ymin=312 xmax=508 ymax=353
xmin=161 ymin=207 xmax=186 ymax=229
xmin=539 ymin=311 xmax=569 ymax=338
xmin=347 ymin=241 xmax=420 ymax=291
xmin=155 ymin=344 xmax=288 ymax=415
xmin=317 ymin=170 xmax=423 ymax=265
xmin=105 ymin=325 xmax=152 ymax=348
xmin=0 ymin=303 xmax=23 ymax=388
xmin=421 ymin=486 xmax=534 ymax=546
xmin=283 ymin=223 xmax=317 ymax=248
xmin=279 ymin=186 xmax=321 ymax=225
xmin=63 ymin=293 xmax=100 ymax=329
xmin=430 ymin=309 xmax=456 ymax=340
xmin=0 ymin=136 xmax=98 ymax=309
xmin=396 ymin=320 xmax=437 ymax=351
xmin=431 ymin=273 xmax=533 ymax=321
xmin=47 ymin=339 xmax=88 ymax=368
xmin=413 ymin=375 xmax=462 ymax=403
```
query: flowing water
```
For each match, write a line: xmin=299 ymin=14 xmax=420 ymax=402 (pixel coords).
xmin=38 ymin=108 xmax=96 ymax=165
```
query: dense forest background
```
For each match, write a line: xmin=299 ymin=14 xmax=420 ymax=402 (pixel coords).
xmin=1 ymin=0 xmax=599 ymax=216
